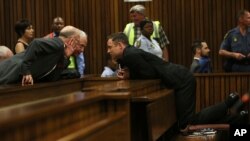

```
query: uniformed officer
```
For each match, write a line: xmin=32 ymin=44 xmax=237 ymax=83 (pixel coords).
xmin=219 ymin=9 xmax=250 ymax=72
xmin=134 ymin=19 xmax=163 ymax=59
xmin=123 ymin=4 xmax=170 ymax=61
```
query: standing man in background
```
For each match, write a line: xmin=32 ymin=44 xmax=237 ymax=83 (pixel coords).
xmin=123 ymin=4 xmax=170 ymax=61
xmin=45 ymin=17 xmax=86 ymax=77
xmin=219 ymin=9 xmax=250 ymax=72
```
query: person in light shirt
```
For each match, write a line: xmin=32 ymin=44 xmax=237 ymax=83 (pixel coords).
xmin=134 ymin=19 xmax=163 ymax=59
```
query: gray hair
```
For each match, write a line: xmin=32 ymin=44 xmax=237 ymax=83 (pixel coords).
xmin=129 ymin=5 xmax=145 ymax=15
xmin=80 ymin=31 xmax=87 ymax=39
xmin=59 ymin=25 xmax=86 ymax=38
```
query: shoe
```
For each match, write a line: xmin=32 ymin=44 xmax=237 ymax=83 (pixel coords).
xmin=230 ymin=93 xmax=249 ymax=114
xmin=224 ymin=92 xmax=240 ymax=108
xmin=230 ymin=110 xmax=249 ymax=124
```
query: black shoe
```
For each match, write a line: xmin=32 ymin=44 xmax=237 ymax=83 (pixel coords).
xmin=230 ymin=93 xmax=249 ymax=114
xmin=224 ymin=92 xmax=240 ymax=108
xmin=230 ymin=110 xmax=249 ymax=124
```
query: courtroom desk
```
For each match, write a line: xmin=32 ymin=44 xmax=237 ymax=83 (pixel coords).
xmin=0 ymin=78 xmax=86 ymax=108
xmin=82 ymin=76 xmax=120 ymax=87
xmin=0 ymin=90 xmax=130 ymax=141
xmin=82 ymin=79 xmax=176 ymax=141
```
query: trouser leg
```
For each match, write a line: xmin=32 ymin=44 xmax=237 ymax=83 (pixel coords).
xmin=191 ymin=102 xmax=228 ymax=124
xmin=175 ymin=76 xmax=196 ymax=128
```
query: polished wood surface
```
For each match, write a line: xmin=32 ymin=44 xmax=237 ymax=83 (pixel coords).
xmin=2 ymin=72 xmax=247 ymax=140
xmin=0 ymin=90 xmax=130 ymax=141
xmin=0 ymin=78 xmax=84 ymax=107
xmin=82 ymin=78 xmax=176 ymax=141
xmin=0 ymin=77 xmax=176 ymax=141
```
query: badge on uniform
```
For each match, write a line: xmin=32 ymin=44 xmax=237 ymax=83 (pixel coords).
xmin=233 ymin=37 xmax=238 ymax=42
xmin=135 ymin=40 xmax=141 ymax=48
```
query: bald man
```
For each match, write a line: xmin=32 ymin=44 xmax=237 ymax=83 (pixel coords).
xmin=0 ymin=46 xmax=13 ymax=62
xmin=0 ymin=26 xmax=87 ymax=85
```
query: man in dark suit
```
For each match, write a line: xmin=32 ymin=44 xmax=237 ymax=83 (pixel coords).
xmin=0 ymin=26 xmax=87 ymax=86
xmin=106 ymin=32 xmax=248 ymax=131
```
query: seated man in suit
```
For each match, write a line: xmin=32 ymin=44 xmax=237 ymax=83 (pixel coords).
xmin=106 ymin=32 xmax=248 ymax=131
xmin=190 ymin=40 xmax=212 ymax=73
xmin=0 ymin=46 xmax=13 ymax=62
xmin=0 ymin=26 xmax=87 ymax=86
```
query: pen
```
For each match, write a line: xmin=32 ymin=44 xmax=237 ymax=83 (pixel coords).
xmin=118 ymin=64 xmax=121 ymax=70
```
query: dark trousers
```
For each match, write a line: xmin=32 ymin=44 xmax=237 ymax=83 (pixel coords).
xmin=173 ymin=73 xmax=245 ymax=129
xmin=174 ymin=73 xmax=196 ymax=128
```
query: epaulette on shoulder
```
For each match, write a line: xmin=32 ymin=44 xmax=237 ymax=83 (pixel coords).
xmin=223 ymin=29 xmax=234 ymax=39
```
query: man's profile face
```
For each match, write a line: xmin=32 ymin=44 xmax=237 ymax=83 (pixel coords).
xmin=200 ymin=42 xmax=210 ymax=57
xmin=73 ymin=36 xmax=87 ymax=56
xmin=107 ymin=39 xmax=122 ymax=60
xmin=241 ymin=11 xmax=250 ymax=27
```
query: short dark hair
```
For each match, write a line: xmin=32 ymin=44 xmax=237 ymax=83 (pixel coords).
xmin=140 ymin=19 xmax=153 ymax=30
xmin=107 ymin=32 xmax=129 ymax=46
xmin=14 ymin=19 xmax=32 ymax=37
xmin=191 ymin=40 xmax=205 ymax=54
xmin=237 ymin=9 xmax=249 ymax=21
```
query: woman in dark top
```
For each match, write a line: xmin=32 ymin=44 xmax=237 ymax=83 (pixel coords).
xmin=14 ymin=19 xmax=34 ymax=54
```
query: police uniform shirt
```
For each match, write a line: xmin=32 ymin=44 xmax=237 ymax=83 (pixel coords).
xmin=220 ymin=27 xmax=250 ymax=72
xmin=220 ymin=27 xmax=250 ymax=56
xmin=134 ymin=35 xmax=163 ymax=59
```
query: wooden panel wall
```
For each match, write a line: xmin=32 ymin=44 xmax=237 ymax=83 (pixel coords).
xmin=0 ymin=0 xmax=250 ymax=74
xmin=195 ymin=73 xmax=250 ymax=112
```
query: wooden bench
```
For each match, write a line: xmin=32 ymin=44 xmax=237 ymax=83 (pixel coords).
xmin=0 ymin=90 xmax=130 ymax=141
xmin=82 ymin=78 xmax=176 ymax=141
xmin=0 ymin=78 xmax=85 ymax=108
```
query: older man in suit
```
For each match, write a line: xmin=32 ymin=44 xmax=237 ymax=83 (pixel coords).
xmin=0 ymin=26 xmax=87 ymax=86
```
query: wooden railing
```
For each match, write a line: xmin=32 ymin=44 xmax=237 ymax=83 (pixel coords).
xmin=0 ymin=91 xmax=130 ymax=141
xmin=1 ymin=72 xmax=249 ymax=141
xmin=82 ymin=78 xmax=176 ymax=141
xmin=0 ymin=78 xmax=84 ymax=107
xmin=194 ymin=73 xmax=250 ymax=112
xmin=0 ymin=77 xmax=176 ymax=141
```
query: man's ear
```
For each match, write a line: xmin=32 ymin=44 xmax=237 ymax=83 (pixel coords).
xmin=117 ymin=42 xmax=124 ymax=49
xmin=196 ymin=48 xmax=201 ymax=54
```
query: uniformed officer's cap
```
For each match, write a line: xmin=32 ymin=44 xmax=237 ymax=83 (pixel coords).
xmin=129 ymin=5 xmax=145 ymax=15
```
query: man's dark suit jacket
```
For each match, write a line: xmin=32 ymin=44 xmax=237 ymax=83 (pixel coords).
xmin=118 ymin=46 xmax=196 ymax=128
xmin=118 ymin=46 xmax=193 ymax=89
xmin=0 ymin=38 xmax=66 ymax=84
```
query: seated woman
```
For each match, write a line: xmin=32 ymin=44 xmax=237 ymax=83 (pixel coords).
xmin=134 ymin=19 xmax=163 ymax=59
xmin=14 ymin=19 xmax=34 ymax=54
